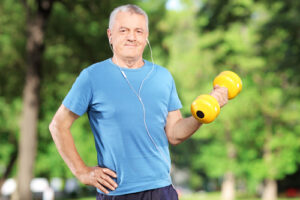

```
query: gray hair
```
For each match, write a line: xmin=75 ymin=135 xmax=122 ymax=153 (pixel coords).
xmin=109 ymin=4 xmax=149 ymax=31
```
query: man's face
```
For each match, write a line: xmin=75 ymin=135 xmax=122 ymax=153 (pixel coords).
xmin=107 ymin=11 xmax=148 ymax=60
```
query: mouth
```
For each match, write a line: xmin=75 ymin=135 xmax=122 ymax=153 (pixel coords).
xmin=124 ymin=43 xmax=138 ymax=47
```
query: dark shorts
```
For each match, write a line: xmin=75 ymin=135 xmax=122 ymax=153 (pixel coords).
xmin=96 ymin=185 xmax=178 ymax=200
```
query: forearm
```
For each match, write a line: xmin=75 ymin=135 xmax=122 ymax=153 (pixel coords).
xmin=170 ymin=116 xmax=203 ymax=145
xmin=49 ymin=124 xmax=87 ymax=177
xmin=168 ymin=85 xmax=228 ymax=145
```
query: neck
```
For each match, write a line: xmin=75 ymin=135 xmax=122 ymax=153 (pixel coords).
xmin=112 ymin=55 xmax=144 ymax=69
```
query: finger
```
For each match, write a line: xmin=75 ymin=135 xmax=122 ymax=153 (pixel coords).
xmin=221 ymin=87 xmax=228 ymax=95
xmin=97 ymin=177 xmax=116 ymax=191
xmin=222 ymin=87 xmax=228 ymax=101
xmin=213 ymin=84 xmax=220 ymax=89
xmin=101 ymin=174 xmax=118 ymax=188
xmin=215 ymin=87 xmax=227 ymax=99
xmin=95 ymin=182 xmax=110 ymax=194
xmin=102 ymin=168 xmax=117 ymax=178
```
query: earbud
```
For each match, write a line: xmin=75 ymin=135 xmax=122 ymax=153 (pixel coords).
xmin=146 ymin=38 xmax=149 ymax=44
xmin=109 ymin=37 xmax=112 ymax=43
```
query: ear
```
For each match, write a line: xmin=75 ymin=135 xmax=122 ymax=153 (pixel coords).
xmin=107 ymin=29 xmax=112 ymax=43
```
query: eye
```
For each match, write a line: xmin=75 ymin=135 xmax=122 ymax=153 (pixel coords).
xmin=119 ymin=28 xmax=128 ymax=33
xmin=137 ymin=30 xmax=143 ymax=34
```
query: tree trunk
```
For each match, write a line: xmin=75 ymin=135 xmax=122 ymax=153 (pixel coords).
xmin=17 ymin=62 xmax=41 ymax=200
xmin=262 ymin=179 xmax=277 ymax=200
xmin=261 ymin=117 xmax=277 ymax=200
xmin=221 ymin=128 xmax=236 ymax=200
xmin=221 ymin=172 xmax=235 ymax=200
xmin=16 ymin=1 xmax=54 ymax=200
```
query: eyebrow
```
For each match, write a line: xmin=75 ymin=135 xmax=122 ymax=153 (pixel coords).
xmin=119 ymin=26 xmax=144 ymax=31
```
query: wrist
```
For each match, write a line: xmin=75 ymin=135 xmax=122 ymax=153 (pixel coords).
xmin=191 ymin=115 xmax=203 ymax=125
xmin=73 ymin=164 xmax=89 ymax=179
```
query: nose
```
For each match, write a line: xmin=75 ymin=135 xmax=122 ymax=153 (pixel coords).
xmin=127 ymin=31 xmax=136 ymax=41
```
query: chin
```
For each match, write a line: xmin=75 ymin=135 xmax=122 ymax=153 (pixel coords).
xmin=123 ymin=52 xmax=142 ymax=58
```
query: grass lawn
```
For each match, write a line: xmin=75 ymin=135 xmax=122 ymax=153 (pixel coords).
xmin=68 ymin=192 xmax=300 ymax=200
xmin=180 ymin=192 xmax=300 ymax=200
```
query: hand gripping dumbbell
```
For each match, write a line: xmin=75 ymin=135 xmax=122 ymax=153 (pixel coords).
xmin=191 ymin=71 xmax=242 ymax=124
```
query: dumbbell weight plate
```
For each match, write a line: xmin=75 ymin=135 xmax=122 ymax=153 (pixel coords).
xmin=191 ymin=94 xmax=220 ymax=124
xmin=213 ymin=71 xmax=242 ymax=100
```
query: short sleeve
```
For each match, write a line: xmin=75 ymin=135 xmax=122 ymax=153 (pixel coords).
xmin=168 ymin=77 xmax=182 ymax=112
xmin=62 ymin=69 xmax=93 ymax=116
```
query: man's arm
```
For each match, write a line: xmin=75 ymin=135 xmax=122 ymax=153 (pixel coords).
xmin=49 ymin=105 xmax=118 ymax=194
xmin=165 ymin=85 xmax=228 ymax=145
xmin=165 ymin=110 xmax=202 ymax=145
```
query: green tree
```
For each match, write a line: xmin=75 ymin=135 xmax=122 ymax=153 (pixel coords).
xmin=17 ymin=0 xmax=56 ymax=199
xmin=161 ymin=1 xmax=261 ymax=200
xmin=161 ymin=1 xmax=300 ymax=200
xmin=0 ymin=0 xmax=25 ymax=191
xmin=252 ymin=0 xmax=300 ymax=199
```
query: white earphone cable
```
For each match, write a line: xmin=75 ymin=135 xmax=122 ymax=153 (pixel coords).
xmin=109 ymin=38 xmax=175 ymax=187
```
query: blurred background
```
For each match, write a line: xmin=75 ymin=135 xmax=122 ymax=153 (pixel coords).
xmin=0 ymin=0 xmax=300 ymax=199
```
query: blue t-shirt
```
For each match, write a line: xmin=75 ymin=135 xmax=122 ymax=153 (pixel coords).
xmin=63 ymin=58 xmax=182 ymax=195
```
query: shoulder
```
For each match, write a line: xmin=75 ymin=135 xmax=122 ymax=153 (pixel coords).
xmin=79 ymin=59 xmax=116 ymax=82
xmin=72 ymin=59 xmax=112 ymax=87
xmin=145 ymin=60 xmax=173 ymax=79
xmin=84 ymin=59 xmax=111 ymax=74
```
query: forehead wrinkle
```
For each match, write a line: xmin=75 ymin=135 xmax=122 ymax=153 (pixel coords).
xmin=113 ymin=12 xmax=147 ymax=29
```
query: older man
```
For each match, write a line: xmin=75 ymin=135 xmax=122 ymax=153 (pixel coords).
xmin=49 ymin=4 xmax=228 ymax=200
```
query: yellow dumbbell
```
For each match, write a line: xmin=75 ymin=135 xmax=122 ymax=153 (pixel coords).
xmin=191 ymin=71 xmax=242 ymax=123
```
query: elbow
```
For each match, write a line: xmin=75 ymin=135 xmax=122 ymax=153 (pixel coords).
xmin=49 ymin=119 xmax=58 ymax=137
xmin=49 ymin=119 xmax=63 ymax=143
xmin=49 ymin=120 xmax=55 ymax=135
xmin=168 ymin=138 xmax=182 ymax=146
xmin=166 ymin=130 xmax=183 ymax=146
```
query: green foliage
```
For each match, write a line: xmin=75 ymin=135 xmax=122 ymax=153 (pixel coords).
xmin=162 ymin=0 xmax=300 ymax=194
xmin=0 ymin=97 xmax=22 ymax=177
xmin=1 ymin=0 xmax=300 ymax=197
xmin=0 ymin=0 xmax=26 ymax=99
